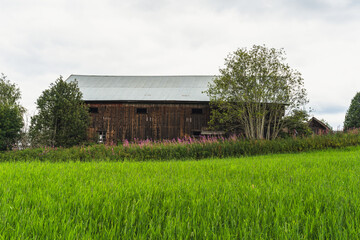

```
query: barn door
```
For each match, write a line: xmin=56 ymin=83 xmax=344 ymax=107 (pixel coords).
xmin=190 ymin=107 xmax=204 ymax=137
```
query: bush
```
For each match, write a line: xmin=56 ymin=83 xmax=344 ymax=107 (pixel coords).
xmin=0 ymin=131 xmax=359 ymax=162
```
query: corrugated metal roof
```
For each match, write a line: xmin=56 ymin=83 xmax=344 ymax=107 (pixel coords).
xmin=65 ymin=75 xmax=215 ymax=102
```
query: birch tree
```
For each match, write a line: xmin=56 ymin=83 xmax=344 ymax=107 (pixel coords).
xmin=205 ymin=45 xmax=308 ymax=140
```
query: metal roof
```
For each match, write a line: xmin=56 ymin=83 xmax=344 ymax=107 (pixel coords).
xmin=65 ymin=75 xmax=215 ymax=102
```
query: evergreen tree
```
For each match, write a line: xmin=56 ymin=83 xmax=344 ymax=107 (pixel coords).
xmin=344 ymin=92 xmax=360 ymax=130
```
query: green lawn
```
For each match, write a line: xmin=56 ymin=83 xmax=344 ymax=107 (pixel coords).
xmin=1 ymin=147 xmax=360 ymax=239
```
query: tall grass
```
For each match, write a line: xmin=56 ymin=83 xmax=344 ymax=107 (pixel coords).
xmin=1 ymin=147 xmax=360 ymax=238
xmin=1 ymin=131 xmax=360 ymax=162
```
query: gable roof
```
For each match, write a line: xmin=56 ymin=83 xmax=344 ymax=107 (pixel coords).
xmin=308 ymin=117 xmax=330 ymax=130
xmin=66 ymin=75 xmax=214 ymax=102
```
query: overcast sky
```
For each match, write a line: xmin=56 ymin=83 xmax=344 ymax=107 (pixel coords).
xmin=1 ymin=0 xmax=359 ymax=129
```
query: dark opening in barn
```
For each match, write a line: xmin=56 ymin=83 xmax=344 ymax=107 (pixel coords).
xmin=136 ymin=108 xmax=147 ymax=114
xmin=192 ymin=108 xmax=203 ymax=114
xmin=89 ymin=107 xmax=99 ymax=113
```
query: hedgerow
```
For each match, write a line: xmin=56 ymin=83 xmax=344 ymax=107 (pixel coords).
xmin=1 ymin=131 xmax=360 ymax=162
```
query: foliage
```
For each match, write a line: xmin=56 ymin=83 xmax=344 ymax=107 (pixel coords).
xmin=0 ymin=74 xmax=24 ymax=150
xmin=1 ymin=147 xmax=360 ymax=238
xmin=320 ymin=118 xmax=333 ymax=131
xmin=2 ymin=131 xmax=360 ymax=162
xmin=29 ymin=76 xmax=90 ymax=147
xmin=205 ymin=45 xmax=308 ymax=140
xmin=344 ymin=92 xmax=360 ymax=130
xmin=17 ymin=111 xmax=32 ymax=149
xmin=0 ymin=105 xmax=24 ymax=151
xmin=281 ymin=109 xmax=312 ymax=137
xmin=0 ymin=73 xmax=22 ymax=106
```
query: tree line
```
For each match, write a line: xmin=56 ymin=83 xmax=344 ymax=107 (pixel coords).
xmin=1 ymin=45 xmax=355 ymax=151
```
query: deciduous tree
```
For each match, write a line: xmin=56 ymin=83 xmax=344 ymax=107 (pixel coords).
xmin=281 ymin=109 xmax=312 ymax=137
xmin=0 ymin=74 xmax=24 ymax=150
xmin=30 ymin=76 xmax=90 ymax=147
xmin=205 ymin=45 xmax=308 ymax=139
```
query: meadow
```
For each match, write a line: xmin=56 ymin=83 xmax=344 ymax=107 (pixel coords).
xmin=1 ymin=146 xmax=360 ymax=239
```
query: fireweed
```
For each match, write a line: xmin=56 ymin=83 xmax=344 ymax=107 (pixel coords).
xmin=1 ymin=130 xmax=360 ymax=162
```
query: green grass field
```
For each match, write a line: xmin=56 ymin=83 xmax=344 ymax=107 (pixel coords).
xmin=1 ymin=147 xmax=360 ymax=239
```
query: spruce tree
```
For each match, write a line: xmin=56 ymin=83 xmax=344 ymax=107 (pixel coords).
xmin=344 ymin=92 xmax=360 ymax=130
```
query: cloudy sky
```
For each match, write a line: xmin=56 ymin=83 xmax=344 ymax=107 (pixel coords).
xmin=1 ymin=0 xmax=359 ymax=129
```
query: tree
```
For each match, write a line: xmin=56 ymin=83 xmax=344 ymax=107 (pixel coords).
xmin=30 ymin=76 xmax=90 ymax=147
xmin=18 ymin=110 xmax=32 ymax=149
xmin=281 ymin=109 xmax=312 ymax=137
xmin=0 ymin=74 xmax=24 ymax=150
xmin=344 ymin=92 xmax=360 ymax=130
xmin=320 ymin=119 xmax=333 ymax=131
xmin=205 ymin=45 xmax=308 ymax=140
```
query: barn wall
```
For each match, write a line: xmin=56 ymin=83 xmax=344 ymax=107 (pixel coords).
xmin=86 ymin=102 xmax=210 ymax=143
xmin=308 ymin=120 xmax=328 ymax=135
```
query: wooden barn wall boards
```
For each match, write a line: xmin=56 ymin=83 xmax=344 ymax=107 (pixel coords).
xmin=87 ymin=102 xmax=210 ymax=142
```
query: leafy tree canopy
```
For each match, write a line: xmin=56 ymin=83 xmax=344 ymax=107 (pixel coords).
xmin=344 ymin=92 xmax=360 ymax=130
xmin=0 ymin=73 xmax=22 ymax=106
xmin=0 ymin=74 xmax=24 ymax=150
xmin=320 ymin=119 xmax=333 ymax=131
xmin=205 ymin=45 xmax=308 ymax=140
xmin=281 ymin=109 xmax=312 ymax=137
xmin=30 ymin=76 xmax=90 ymax=147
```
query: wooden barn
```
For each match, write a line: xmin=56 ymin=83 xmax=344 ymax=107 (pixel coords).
xmin=308 ymin=117 xmax=331 ymax=135
xmin=66 ymin=75 xmax=215 ymax=143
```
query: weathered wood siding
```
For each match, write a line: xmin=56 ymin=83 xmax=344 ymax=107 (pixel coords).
xmin=308 ymin=119 xmax=329 ymax=135
xmin=86 ymin=102 xmax=210 ymax=142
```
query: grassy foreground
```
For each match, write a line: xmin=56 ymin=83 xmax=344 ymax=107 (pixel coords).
xmin=1 ymin=147 xmax=360 ymax=239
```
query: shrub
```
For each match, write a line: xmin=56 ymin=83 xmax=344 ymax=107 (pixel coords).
xmin=0 ymin=131 xmax=359 ymax=162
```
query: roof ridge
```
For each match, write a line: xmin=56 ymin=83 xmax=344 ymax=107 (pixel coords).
xmin=68 ymin=74 xmax=215 ymax=77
